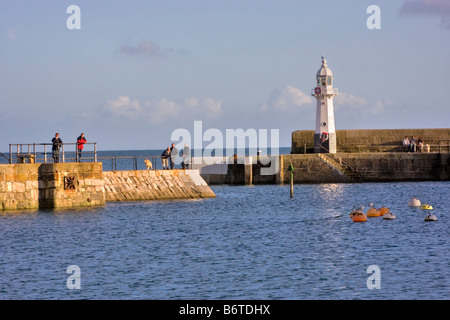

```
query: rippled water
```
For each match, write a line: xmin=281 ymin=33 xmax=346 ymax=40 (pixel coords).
xmin=0 ymin=181 xmax=448 ymax=300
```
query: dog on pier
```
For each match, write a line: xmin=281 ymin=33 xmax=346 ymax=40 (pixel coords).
xmin=144 ymin=159 xmax=153 ymax=170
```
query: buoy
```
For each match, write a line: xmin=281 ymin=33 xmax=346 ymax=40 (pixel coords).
xmin=366 ymin=207 xmax=380 ymax=217
xmin=352 ymin=212 xmax=367 ymax=222
xmin=421 ymin=204 xmax=433 ymax=210
xmin=349 ymin=210 xmax=358 ymax=218
xmin=424 ymin=214 xmax=437 ymax=221
xmin=379 ymin=207 xmax=390 ymax=216
xmin=383 ymin=212 xmax=396 ymax=220
xmin=408 ymin=197 xmax=421 ymax=207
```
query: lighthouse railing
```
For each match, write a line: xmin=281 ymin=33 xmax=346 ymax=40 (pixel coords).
xmin=311 ymin=88 xmax=338 ymax=96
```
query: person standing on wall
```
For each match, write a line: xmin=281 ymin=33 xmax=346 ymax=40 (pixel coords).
xmin=76 ymin=133 xmax=87 ymax=162
xmin=161 ymin=147 xmax=171 ymax=170
xmin=402 ymin=136 xmax=410 ymax=152
xmin=170 ymin=143 xmax=178 ymax=169
xmin=410 ymin=136 xmax=417 ymax=152
xmin=52 ymin=133 xmax=63 ymax=163
xmin=182 ymin=143 xmax=191 ymax=169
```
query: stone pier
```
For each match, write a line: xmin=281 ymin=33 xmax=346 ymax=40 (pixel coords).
xmin=0 ymin=163 xmax=105 ymax=210
xmin=103 ymin=169 xmax=216 ymax=201
xmin=1 ymin=163 xmax=215 ymax=211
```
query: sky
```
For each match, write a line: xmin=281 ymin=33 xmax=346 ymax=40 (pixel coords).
xmin=1 ymin=0 xmax=449 ymax=151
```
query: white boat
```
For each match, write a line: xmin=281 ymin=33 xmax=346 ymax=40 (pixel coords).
xmin=383 ymin=212 xmax=396 ymax=220
xmin=424 ymin=214 xmax=437 ymax=221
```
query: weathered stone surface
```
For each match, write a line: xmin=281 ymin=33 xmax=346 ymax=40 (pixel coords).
xmin=0 ymin=163 xmax=106 ymax=210
xmin=292 ymin=128 xmax=450 ymax=154
xmin=103 ymin=169 xmax=216 ymax=201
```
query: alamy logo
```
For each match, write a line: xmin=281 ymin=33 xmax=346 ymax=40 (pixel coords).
xmin=366 ymin=265 xmax=381 ymax=289
xmin=366 ymin=5 xmax=381 ymax=30
xmin=66 ymin=265 xmax=81 ymax=290
xmin=66 ymin=5 xmax=81 ymax=30
xmin=171 ymin=121 xmax=280 ymax=175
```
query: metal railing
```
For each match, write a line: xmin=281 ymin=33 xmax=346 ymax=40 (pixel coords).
xmin=0 ymin=152 xmax=9 ymax=162
xmin=311 ymin=87 xmax=338 ymax=96
xmin=8 ymin=143 xmax=97 ymax=164
xmin=100 ymin=155 xmax=164 ymax=171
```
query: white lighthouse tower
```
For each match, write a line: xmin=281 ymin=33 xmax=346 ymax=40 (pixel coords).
xmin=311 ymin=56 xmax=338 ymax=153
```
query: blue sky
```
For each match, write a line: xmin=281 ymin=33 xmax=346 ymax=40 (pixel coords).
xmin=1 ymin=0 xmax=449 ymax=151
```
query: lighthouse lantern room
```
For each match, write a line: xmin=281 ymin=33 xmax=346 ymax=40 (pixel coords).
xmin=311 ymin=56 xmax=338 ymax=153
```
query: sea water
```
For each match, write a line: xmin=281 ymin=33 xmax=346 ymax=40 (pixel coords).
xmin=0 ymin=181 xmax=448 ymax=300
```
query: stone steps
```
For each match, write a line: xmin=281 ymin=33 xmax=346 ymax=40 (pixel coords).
xmin=318 ymin=154 xmax=368 ymax=182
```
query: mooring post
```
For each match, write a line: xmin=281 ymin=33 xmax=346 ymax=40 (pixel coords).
xmin=288 ymin=163 xmax=294 ymax=198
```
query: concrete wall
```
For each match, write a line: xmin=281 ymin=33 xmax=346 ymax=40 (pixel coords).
xmin=103 ymin=169 xmax=216 ymax=201
xmin=198 ymin=153 xmax=450 ymax=184
xmin=332 ymin=153 xmax=450 ymax=182
xmin=279 ymin=153 xmax=450 ymax=184
xmin=292 ymin=128 xmax=450 ymax=153
xmin=0 ymin=163 xmax=105 ymax=210
xmin=279 ymin=154 xmax=349 ymax=184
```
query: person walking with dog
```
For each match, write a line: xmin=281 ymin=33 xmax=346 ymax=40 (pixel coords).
xmin=161 ymin=147 xmax=171 ymax=170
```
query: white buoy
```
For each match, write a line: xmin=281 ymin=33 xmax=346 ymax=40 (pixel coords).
xmin=383 ymin=212 xmax=396 ymax=220
xmin=408 ymin=197 xmax=421 ymax=207
xmin=424 ymin=214 xmax=437 ymax=221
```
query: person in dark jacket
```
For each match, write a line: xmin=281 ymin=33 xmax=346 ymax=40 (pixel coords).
xmin=52 ymin=133 xmax=63 ymax=163
xmin=161 ymin=147 xmax=171 ymax=170
xmin=76 ymin=133 xmax=87 ymax=162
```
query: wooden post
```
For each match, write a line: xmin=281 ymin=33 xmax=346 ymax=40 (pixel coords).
xmin=288 ymin=163 xmax=294 ymax=198
xmin=245 ymin=156 xmax=253 ymax=185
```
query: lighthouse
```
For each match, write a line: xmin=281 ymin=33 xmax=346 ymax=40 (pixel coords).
xmin=311 ymin=56 xmax=338 ymax=153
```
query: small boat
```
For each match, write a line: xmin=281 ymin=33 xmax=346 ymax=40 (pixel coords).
xmin=382 ymin=211 xmax=396 ymax=220
xmin=424 ymin=214 xmax=437 ymax=221
xmin=421 ymin=204 xmax=433 ymax=210
xmin=408 ymin=197 xmax=421 ymax=207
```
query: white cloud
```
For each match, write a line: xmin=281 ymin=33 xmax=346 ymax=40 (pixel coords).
xmin=103 ymin=96 xmax=142 ymax=119
xmin=260 ymin=85 xmax=313 ymax=112
xmin=332 ymin=91 xmax=397 ymax=129
xmin=103 ymin=96 xmax=222 ymax=124
xmin=335 ymin=92 xmax=366 ymax=107
xmin=335 ymin=92 xmax=393 ymax=116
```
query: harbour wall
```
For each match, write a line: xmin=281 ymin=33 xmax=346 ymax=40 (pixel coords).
xmin=0 ymin=163 xmax=105 ymax=210
xmin=198 ymin=153 xmax=450 ymax=184
xmin=0 ymin=163 xmax=215 ymax=210
xmin=292 ymin=128 xmax=450 ymax=153
xmin=279 ymin=153 xmax=450 ymax=184
xmin=103 ymin=169 xmax=215 ymax=201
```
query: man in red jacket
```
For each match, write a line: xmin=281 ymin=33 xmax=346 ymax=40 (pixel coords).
xmin=76 ymin=133 xmax=86 ymax=162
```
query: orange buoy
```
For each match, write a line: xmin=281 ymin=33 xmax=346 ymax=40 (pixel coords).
xmin=352 ymin=211 xmax=367 ymax=222
xmin=366 ymin=207 xmax=380 ymax=217
xmin=379 ymin=207 xmax=390 ymax=216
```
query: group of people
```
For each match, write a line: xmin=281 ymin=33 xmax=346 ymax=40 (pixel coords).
xmin=161 ymin=143 xmax=191 ymax=170
xmin=51 ymin=133 xmax=87 ymax=163
xmin=402 ymin=136 xmax=424 ymax=153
